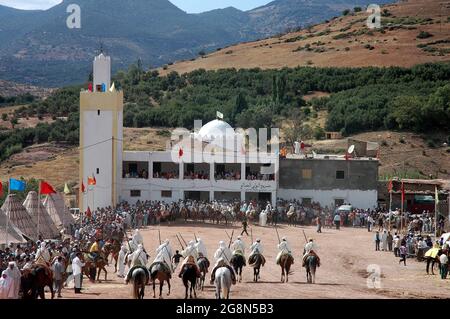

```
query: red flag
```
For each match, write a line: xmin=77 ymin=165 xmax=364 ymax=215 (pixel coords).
xmin=0 ymin=180 xmax=3 ymax=197
xmin=344 ymin=152 xmax=350 ymax=161
xmin=88 ymin=83 xmax=93 ymax=92
xmin=81 ymin=181 xmax=86 ymax=193
xmin=178 ymin=147 xmax=183 ymax=157
xmin=387 ymin=180 xmax=393 ymax=193
xmin=86 ymin=207 xmax=92 ymax=218
xmin=40 ymin=181 xmax=56 ymax=195
xmin=88 ymin=176 xmax=96 ymax=186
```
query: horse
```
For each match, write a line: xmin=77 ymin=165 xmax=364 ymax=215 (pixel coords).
xmin=130 ymin=267 xmax=148 ymax=299
xmin=182 ymin=264 xmax=198 ymax=299
xmin=305 ymin=255 xmax=318 ymax=284
xmin=197 ymin=257 xmax=209 ymax=291
xmin=248 ymin=254 xmax=264 ymax=282
xmin=102 ymin=241 xmax=120 ymax=273
xmin=279 ymin=254 xmax=294 ymax=283
xmin=231 ymin=253 xmax=246 ymax=283
xmin=149 ymin=262 xmax=171 ymax=299
xmin=21 ymin=264 xmax=54 ymax=299
xmin=214 ymin=267 xmax=231 ymax=299
xmin=83 ymin=253 xmax=108 ymax=282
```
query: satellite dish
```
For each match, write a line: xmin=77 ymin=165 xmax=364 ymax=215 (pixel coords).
xmin=348 ymin=145 xmax=355 ymax=154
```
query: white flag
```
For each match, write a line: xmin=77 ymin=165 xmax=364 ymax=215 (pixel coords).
xmin=216 ymin=111 xmax=223 ymax=119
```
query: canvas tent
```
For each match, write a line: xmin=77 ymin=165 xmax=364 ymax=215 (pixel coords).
xmin=1 ymin=194 xmax=37 ymax=241
xmin=23 ymin=191 xmax=59 ymax=239
xmin=43 ymin=193 xmax=75 ymax=230
xmin=0 ymin=207 xmax=27 ymax=245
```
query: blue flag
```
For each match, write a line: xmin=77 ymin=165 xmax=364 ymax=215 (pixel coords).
xmin=9 ymin=178 xmax=26 ymax=191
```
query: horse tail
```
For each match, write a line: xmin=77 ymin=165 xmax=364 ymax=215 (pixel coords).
xmin=150 ymin=264 xmax=159 ymax=280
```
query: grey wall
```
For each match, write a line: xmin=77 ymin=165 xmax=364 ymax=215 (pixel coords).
xmin=279 ymin=158 xmax=378 ymax=191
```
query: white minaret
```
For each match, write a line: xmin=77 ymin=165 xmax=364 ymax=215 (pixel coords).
xmin=93 ymin=53 xmax=111 ymax=92
xmin=79 ymin=53 xmax=123 ymax=212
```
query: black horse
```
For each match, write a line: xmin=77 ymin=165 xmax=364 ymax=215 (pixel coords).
xmin=231 ymin=254 xmax=246 ymax=283
xmin=129 ymin=266 xmax=148 ymax=299
xmin=182 ymin=264 xmax=198 ymax=299
xmin=305 ymin=255 xmax=318 ymax=284
xmin=197 ymin=257 xmax=210 ymax=291
xmin=248 ymin=254 xmax=264 ymax=282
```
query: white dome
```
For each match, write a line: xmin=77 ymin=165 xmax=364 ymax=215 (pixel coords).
xmin=197 ymin=119 xmax=234 ymax=142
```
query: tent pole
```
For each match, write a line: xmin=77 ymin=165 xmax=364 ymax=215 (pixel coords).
xmin=5 ymin=179 xmax=10 ymax=246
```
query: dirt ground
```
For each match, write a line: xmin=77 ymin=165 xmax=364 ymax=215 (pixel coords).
xmin=53 ymin=222 xmax=448 ymax=299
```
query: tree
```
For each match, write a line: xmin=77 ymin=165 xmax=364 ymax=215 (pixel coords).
xmin=1 ymin=113 xmax=7 ymax=121
xmin=391 ymin=95 xmax=427 ymax=131
xmin=342 ymin=9 xmax=350 ymax=16
xmin=10 ymin=117 xmax=18 ymax=129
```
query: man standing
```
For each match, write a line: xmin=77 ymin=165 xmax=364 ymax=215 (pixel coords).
xmin=316 ymin=215 xmax=322 ymax=233
xmin=387 ymin=231 xmax=394 ymax=252
xmin=381 ymin=230 xmax=388 ymax=251
xmin=52 ymin=256 xmax=64 ymax=298
xmin=241 ymin=218 xmax=249 ymax=236
xmin=72 ymin=252 xmax=85 ymax=294
xmin=172 ymin=250 xmax=183 ymax=270
xmin=117 ymin=244 xmax=128 ymax=278
xmin=374 ymin=231 xmax=381 ymax=251
xmin=393 ymin=234 xmax=401 ymax=257
xmin=440 ymin=252 xmax=449 ymax=279
xmin=333 ymin=214 xmax=341 ymax=230
xmin=1 ymin=262 xmax=21 ymax=299
xmin=399 ymin=242 xmax=407 ymax=266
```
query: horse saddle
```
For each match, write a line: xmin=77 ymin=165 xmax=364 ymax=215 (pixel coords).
xmin=149 ymin=262 xmax=171 ymax=276
xmin=126 ymin=266 xmax=150 ymax=284
xmin=197 ymin=257 xmax=210 ymax=269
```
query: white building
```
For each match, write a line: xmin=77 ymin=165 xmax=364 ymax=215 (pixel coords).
xmin=79 ymin=54 xmax=378 ymax=212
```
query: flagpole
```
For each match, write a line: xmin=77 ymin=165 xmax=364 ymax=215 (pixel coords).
xmin=5 ymin=179 xmax=10 ymax=246
xmin=400 ymin=181 xmax=404 ymax=235
xmin=435 ymin=186 xmax=438 ymax=239
xmin=38 ymin=180 xmax=41 ymax=240
xmin=389 ymin=190 xmax=392 ymax=231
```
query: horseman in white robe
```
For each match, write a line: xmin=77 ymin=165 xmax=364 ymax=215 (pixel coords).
xmin=231 ymin=236 xmax=246 ymax=258
xmin=153 ymin=239 xmax=174 ymax=274
xmin=287 ymin=205 xmax=295 ymax=218
xmin=302 ymin=239 xmax=320 ymax=267
xmin=259 ymin=210 xmax=268 ymax=226
xmin=132 ymin=229 xmax=143 ymax=246
xmin=248 ymin=239 xmax=266 ymax=266
xmin=117 ymin=244 xmax=128 ymax=278
xmin=195 ymin=238 xmax=208 ymax=260
xmin=180 ymin=241 xmax=198 ymax=266
xmin=276 ymin=237 xmax=293 ymax=265
xmin=35 ymin=242 xmax=51 ymax=265
xmin=210 ymin=241 xmax=236 ymax=285
xmin=125 ymin=244 xmax=149 ymax=283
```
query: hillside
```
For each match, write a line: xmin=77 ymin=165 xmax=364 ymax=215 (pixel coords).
xmin=162 ymin=0 xmax=450 ymax=74
xmin=0 ymin=0 xmax=392 ymax=86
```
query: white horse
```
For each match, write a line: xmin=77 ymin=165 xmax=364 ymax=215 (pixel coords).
xmin=214 ymin=267 xmax=232 ymax=299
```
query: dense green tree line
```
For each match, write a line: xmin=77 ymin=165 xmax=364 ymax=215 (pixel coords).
xmin=4 ymin=62 xmax=450 ymax=162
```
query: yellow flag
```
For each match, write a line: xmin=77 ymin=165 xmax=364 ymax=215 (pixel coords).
xmin=64 ymin=183 xmax=71 ymax=195
xmin=109 ymin=82 xmax=116 ymax=92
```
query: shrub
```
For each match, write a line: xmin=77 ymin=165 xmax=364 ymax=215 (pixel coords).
xmin=1 ymin=113 xmax=7 ymax=121
xmin=417 ymin=31 xmax=433 ymax=39
xmin=354 ymin=7 xmax=362 ymax=12
xmin=342 ymin=9 xmax=350 ymax=16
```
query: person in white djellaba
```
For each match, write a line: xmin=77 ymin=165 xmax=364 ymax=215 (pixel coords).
xmin=125 ymin=244 xmax=149 ymax=283
xmin=231 ymin=236 xmax=246 ymax=259
xmin=276 ymin=237 xmax=294 ymax=265
xmin=117 ymin=244 xmax=128 ymax=278
xmin=248 ymin=239 xmax=266 ymax=266
xmin=35 ymin=242 xmax=51 ymax=264
xmin=150 ymin=239 xmax=174 ymax=276
xmin=210 ymin=241 xmax=236 ymax=284
xmin=302 ymin=238 xmax=320 ymax=267
xmin=1 ymin=262 xmax=21 ymax=299
xmin=195 ymin=238 xmax=208 ymax=260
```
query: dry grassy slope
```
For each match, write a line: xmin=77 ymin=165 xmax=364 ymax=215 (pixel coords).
xmin=0 ymin=80 xmax=53 ymax=98
xmin=1 ymin=128 xmax=448 ymax=189
xmin=161 ymin=0 xmax=450 ymax=75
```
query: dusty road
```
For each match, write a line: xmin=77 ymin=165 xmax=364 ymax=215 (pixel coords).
xmin=56 ymin=222 xmax=447 ymax=299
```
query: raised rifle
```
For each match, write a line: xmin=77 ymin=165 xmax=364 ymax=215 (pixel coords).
xmin=158 ymin=228 xmax=161 ymax=245
xmin=175 ymin=234 xmax=184 ymax=250
xmin=275 ymin=226 xmax=281 ymax=244
xmin=302 ymin=229 xmax=308 ymax=244
xmin=228 ymin=229 xmax=234 ymax=249
xmin=225 ymin=230 xmax=231 ymax=241
xmin=179 ymin=233 xmax=188 ymax=246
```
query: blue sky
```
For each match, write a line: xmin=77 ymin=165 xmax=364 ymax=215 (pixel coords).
xmin=0 ymin=0 xmax=271 ymax=12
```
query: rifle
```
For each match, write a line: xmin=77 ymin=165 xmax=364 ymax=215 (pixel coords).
xmin=275 ymin=226 xmax=281 ymax=244
xmin=194 ymin=233 xmax=198 ymax=243
xmin=179 ymin=233 xmax=188 ymax=247
xmin=302 ymin=229 xmax=308 ymax=244
xmin=250 ymin=227 xmax=253 ymax=244
xmin=225 ymin=230 xmax=231 ymax=241
xmin=158 ymin=229 xmax=161 ymax=245
xmin=175 ymin=234 xmax=184 ymax=250
xmin=228 ymin=229 xmax=234 ymax=249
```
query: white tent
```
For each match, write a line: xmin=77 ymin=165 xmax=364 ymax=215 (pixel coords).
xmin=1 ymin=194 xmax=37 ymax=241
xmin=23 ymin=191 xmax=59 ymax=239
xmin=43 ymin=193 xmax=75 ymax=230
xmin=0 ymin=207 xmax=27 ymax=245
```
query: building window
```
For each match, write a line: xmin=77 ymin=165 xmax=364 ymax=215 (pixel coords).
xmin=161 ymin=190 xmax=172 ymax=198
xmin=96 ymin=168 xmax=99 ymax=174
xmin=97 ymin=110 xmax=101 ymax=116
xmin=302 ymin=198 xmax=312 ymax=205
xmin=302 ymin=169 xmax=312 ymax=179
xmin=336 ymin=170 xmax=345 ymax=179
xmin=130 ymin=190 xmax=141 ymax=197
xmin=335 ymin=198 xmax=344 ymax=207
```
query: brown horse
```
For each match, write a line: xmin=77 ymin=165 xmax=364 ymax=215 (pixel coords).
xmin=279 ymin=254 xmax=294 ymax=283
xmin=102 ymin=241 xmax=120 ymax=273
xmin=83 ymin=253 xmax=108 ymax=282
xmin=149 ymin=262 xmax=171 ymax=298
xmin=21 ymin=264 xmax=54 ymax=299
